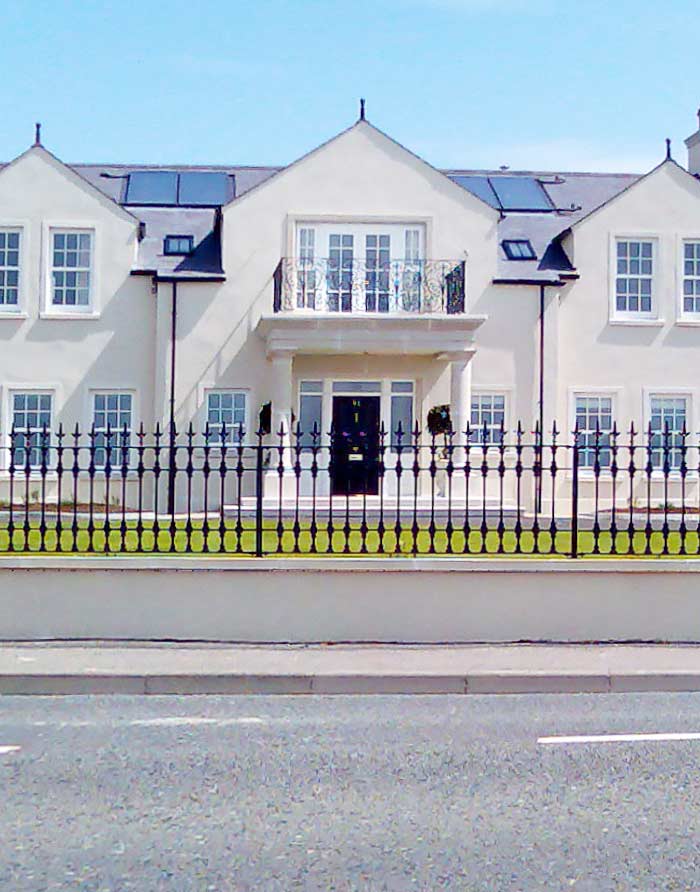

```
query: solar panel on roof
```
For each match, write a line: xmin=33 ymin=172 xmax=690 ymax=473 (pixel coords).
xmin=123 ymin=170 xmax=234 ymax=206
xmin=489 ymin=176 xmax=552 ymax=211
xmin=125 ymin=171 xmax=178 ymax=205
xmin=178 ymin=171 xmax=233 ymax=206
xmin=450 ymin=175 xmax=500 ymax=209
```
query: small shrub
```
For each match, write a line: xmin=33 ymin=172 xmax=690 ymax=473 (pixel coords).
xmin=427 ymin=405 xmax=451 ymax=437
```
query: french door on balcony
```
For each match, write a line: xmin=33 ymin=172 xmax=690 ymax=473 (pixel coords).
xmin=296 ymin=223 xmax=425 ymax=313
xmin=327 ymin=233 xmax=355 ymax=312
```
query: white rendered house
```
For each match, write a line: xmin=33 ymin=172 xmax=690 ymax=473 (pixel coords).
xmin=2 ymin=109 xmax=700 ymax=511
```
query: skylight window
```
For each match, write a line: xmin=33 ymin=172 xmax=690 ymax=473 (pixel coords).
xmin=164 ymin=235 xmax=194 ymax=256
xmin=502 ymin=239 xmax=537 ymax=260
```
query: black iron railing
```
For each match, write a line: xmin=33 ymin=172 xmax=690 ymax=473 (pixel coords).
xmin=0 ymin=422 xmax=698 ymax=556
xmin=273 ymin=258 xmax=466 ymax=314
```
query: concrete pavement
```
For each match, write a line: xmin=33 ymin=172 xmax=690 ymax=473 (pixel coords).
xmin=4 ymin=641 xmax=700 ymax=694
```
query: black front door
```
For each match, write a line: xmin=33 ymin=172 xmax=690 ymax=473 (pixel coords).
xmin=331 ymin=396 xmax=381 ymax=496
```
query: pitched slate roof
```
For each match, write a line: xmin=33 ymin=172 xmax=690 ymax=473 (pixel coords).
xmin=71 ymin=164 xmax=280 ymax=280
xmin=0 ymin=152 xmax=642 ymax=283
xmin=445 ymin=170 xmax=640 ymax=283
xmin=131 ymin=208 xmax=224 ymax=279
xmin=72 ymin=163 xmax=280 ymax=204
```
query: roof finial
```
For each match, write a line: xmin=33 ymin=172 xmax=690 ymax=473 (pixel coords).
xmin=359 ymin=98 xmax=366 ymax=121
xmin=697 ymin=107 xmax=700 ymax=127
xmin=34 ymin=122 xmax=42 ymax=146
xmin=666 ymin=137 xmax=672 ymax=160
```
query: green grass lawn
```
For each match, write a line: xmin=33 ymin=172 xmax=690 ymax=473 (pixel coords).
xmin=0 ymin=518 xmax=698 ymax=557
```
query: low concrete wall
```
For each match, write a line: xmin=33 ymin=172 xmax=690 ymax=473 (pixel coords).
xmin=1 ymin=556 xmax=700 ymax=643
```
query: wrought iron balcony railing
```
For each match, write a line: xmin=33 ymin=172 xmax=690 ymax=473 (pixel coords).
xmin=273 ymin=257 xmax=466 ymax=315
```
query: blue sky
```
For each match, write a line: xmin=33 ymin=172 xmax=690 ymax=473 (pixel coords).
xmin=2 ymin=0 xmax=698 ymax=172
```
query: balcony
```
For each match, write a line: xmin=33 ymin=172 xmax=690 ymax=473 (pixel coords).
xmin=273 ymin=257 xmax=466 ymax=315
xmin=259 ymin=256 xmax=483 ymax=358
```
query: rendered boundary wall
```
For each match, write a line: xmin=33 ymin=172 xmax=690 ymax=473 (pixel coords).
xmin=0 ymin=557 xmax=699 ymax=643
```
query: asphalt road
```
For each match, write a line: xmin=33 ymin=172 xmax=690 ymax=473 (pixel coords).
xmin=3 ymin=694 xmax=700 ymax=891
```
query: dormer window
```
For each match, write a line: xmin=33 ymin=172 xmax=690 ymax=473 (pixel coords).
xmin=502 ymin=239 xmax=536 ymax=260
xmin=164 ymin=235 xmax=194 ymax=256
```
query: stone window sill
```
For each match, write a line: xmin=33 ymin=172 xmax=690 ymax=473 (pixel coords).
xmin=608 ymin=318 xmax=664 ymax=328
xmin=39 ymin=311 xmax=101 ymax=321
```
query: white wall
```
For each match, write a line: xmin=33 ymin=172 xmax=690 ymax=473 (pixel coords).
xmin=0 ymin=148 xmax=154 ymax=446
xmin=7 ymin=128 xmax=700 ymax=484
xmin=557 ymin=162 xmax=700 ymax=431
xmin=0 ymin=127 xmax=541 ymax=454
xmin=189 ymin=122 xmax=504 ymax=427
xmin=469 ymin=283 xmax=540 ymax=426
xmin=2 ymin=556 xmax=700 ymax=643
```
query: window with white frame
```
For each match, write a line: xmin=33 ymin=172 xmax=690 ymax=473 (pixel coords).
xmin=92 ymin=393 xmax=133 ymax=468
xmin=207 ymin=391 xmax=247 ymax=444
xmin=682 ymin=241 xmax=700 ymax=315
xmin=0 ymin=229 xmax=20 ymax=308
xmin=649 ymin=395 xmax=688 ymax=471
xmin=390 ymin=381 xmax=414 ymax=450
xmin=615 ymin=239 xmax=654 ymax=316
xmin=11 ymin=393 xmax=53 ymax=469
xmin=51 ymin=230 xmax=93 ymax=308
xmin=469 ymin=393 xmax=506 ymax=445
xmin=574 ymin=395 xmax=614 ymax=469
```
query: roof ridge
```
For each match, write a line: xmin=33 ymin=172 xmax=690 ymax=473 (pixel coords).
xmin=0 ymin=161 xmax=642 ymax=178
xmin=445 ymin=169 xmax=641 ymax=179
xmin=68 ymin=162 xmax=284 ymax=171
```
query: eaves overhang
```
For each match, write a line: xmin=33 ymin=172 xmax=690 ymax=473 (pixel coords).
xmin=492 ymin=276 xmax=575 ymax=286
xmin=130 ymin=269 xmax=226 ymax=283
xmin=256 ymin=313 xmax=487 ymax=357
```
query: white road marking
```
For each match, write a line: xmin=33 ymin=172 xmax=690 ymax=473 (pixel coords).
xmin=25 ymin=716 xmax=266 ymax=728
xmin=130 ymin=717 xmax=264 ymax=727
xmin=0 ymin=746 xmax=21 ymax=755
xmin=539 ymin=732 xmax=700 ymax=745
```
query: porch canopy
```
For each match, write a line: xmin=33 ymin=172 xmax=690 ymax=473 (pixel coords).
xmin=256 ymin=313 xmax=486 ymax=450
xmin=256 ymin=313 xmax=486 ymax=357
